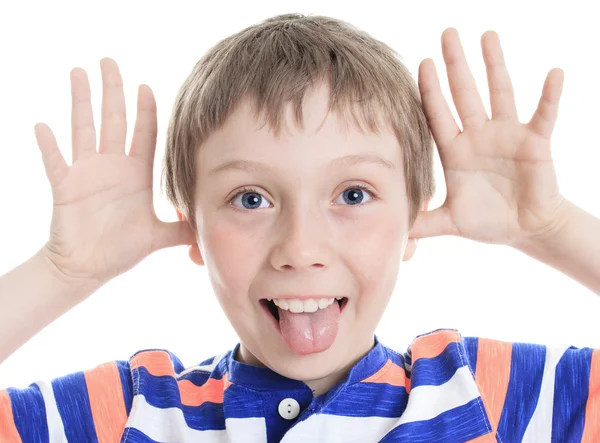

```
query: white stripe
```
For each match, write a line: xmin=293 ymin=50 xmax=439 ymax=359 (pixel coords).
xmin=398 ymin=365 xmax=481 ymax=424
xmin=522 ymin=344 xmax=571 ymax=443
xmin=124 ymin=393 xmax=267 ymax=443
xmin=281 ymin=415 xmax=403 ymax=443
xmin=281 ymin=365 xmax=482 ymax=442
xmin=176 ymin=352 xmax=228 ymax=379
xmin=35 ymin=380 xmax=68 ymax=443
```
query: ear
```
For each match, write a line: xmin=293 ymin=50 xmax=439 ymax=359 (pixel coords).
xmin=402 ymin=199 xmax=430 ymax=262
xmin=176 ymin=209 xmax=205 ymax=266
xmin=188 ymin=243 xmax=205 ymax=266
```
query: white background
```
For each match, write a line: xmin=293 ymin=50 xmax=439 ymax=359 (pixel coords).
xmin=1 ymin=0 xmax=599 ymax=389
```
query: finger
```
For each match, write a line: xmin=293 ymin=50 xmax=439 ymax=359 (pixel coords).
xmin=129 ymin=84 xmax=158 ymax=166
xmin=151 ymin=220 xmax=197 ymax=252
xmin=418 ymin=58 xmax=461 ymax=158
xmin=481 ymin=31 xmax=518 ymax=120
xmin=408 ymin=205 xmax=458 ymax=239
xmin=528 ymin=68 xmax=564 ymax=140
xmin=441 ymin=28 xmax=489 ymax=130
xmin=34 ymin=123 xmax=69 ymax=190
xmin=99 ymin=58 xmax=127 ymax=155
xmin=70 ymin=68 xmax=97 ymax=162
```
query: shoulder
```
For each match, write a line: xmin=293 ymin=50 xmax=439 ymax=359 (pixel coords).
xmin=383 ymin=328 xmax=600 ymax=441
xmin=126 ymin=347 xmax=234 ymax=404
xmin=0 ymin=347 xmax=233 ymax=442
xmin=444 ymin=330 xmax=600 ymax=442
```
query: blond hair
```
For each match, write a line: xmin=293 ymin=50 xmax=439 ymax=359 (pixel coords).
xmin=161 ymin=13 xmax=435 ymax=234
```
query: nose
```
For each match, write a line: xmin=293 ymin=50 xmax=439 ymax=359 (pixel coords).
xmin=270 ymin=201 xmax=333 ymax=271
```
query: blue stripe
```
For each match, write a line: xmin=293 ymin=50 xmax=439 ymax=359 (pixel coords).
xmin=551 ymin=346 xmax=593 ymax=443
xmin=345 ymin=335 xmax=388 ymax=385
xmin=121 ymin=427 xmax=162 ymax=443
xmin=410 ymin=341 xmax=464 ymax=389
xmin=379 ymin=397 xmax=492 ymax=442
xmin=182 ymin=403 xmax=226 ymax=430
xmin=135 ymin=366 xmax=182 ymax=405
xmin=52 ymin=371 xmax=98 ymax=443
xmin=322 ymin=382 xmax=408 ymax=417
xmin=386 ymin=349 xmax=406 ymax=368
xmin=463 ymin=337 xmax=479 ymax=376
xmin=7 ymin=384 xmax=49 ymax=443
xmin=177 ymin=370 xmax=211 ymax=387
xmin=116 ymin=360 xmax=134 ymax=417
xmin=223 ymin=384 xmax=265 ymax=419
xmin=167 ymin=351 xmax=185 ymax=374
xmin=198 ymin=355 xmax=218 ymax=366
xmin=497 ymin=342 xmax=546 ymax=441
xmin=135 ymin=366 xmax=228 ymax=430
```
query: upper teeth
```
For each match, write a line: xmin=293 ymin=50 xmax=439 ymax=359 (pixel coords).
xmin=267 ymin=297 xmax=343 ymax=313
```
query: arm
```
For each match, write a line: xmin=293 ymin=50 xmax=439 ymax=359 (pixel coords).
xmin=0 ymin=58 xmax=194 ymax=442
xmin=0 ymin=246 xmax=102 ymax=365
xmin=0 ymin=59 xmax=193 ymax=367
xmin=511 ymin=199 xmax=600 ymax=296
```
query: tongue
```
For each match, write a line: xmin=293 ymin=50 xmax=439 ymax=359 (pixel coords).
xmin=278 ymin=301 xmax=340 ymax=355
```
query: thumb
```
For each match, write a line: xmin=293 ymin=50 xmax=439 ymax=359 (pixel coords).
xmin=152 ymin=220 xmax=197 ymax=252
xmin=408 ymin=206 xmax=457 ymax=239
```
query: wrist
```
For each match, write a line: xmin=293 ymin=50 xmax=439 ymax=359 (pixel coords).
xmin=35 ymin=245 xmax=103 ymax=297
xmin=511 ymin=197 xmax=573 ymax=253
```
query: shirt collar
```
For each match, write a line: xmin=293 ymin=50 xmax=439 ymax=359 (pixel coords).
xmin=226 ymin=334 xmax=388 ymax=392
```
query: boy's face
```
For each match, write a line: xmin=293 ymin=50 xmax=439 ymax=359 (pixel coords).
xmin=184 ymin=82 xmax=425 ymax=389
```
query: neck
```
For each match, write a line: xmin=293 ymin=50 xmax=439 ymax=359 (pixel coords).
xmin=236 ymin=337 xmax=377 ymax=397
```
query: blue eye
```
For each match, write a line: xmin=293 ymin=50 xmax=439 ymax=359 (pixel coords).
xmin=334 ymin=185 xmax=375 ymax=206
xmin=228 ymin=184 xmax=378 ymax=212
xmin=229 ymin=188 xmax=271 ymax=211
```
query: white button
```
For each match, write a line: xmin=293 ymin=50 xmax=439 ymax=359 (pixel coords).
xmin=278 ymin=397 xmax=300 ymax=420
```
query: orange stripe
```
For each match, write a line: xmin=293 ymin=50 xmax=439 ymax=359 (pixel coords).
xmin=410 ymin=330 xmax=461 ymax=362
xmin=84 ymin=362 xmax=129 ymax=443
xmin=474 ymin=338 xmax=512 ymax=435
xmin=362 ymin=360 xmax=411 ymax=393
xmin=131 ymin=351 xmax=175 ymax=377
xmin=179 ymin=372 xmax=232 ymax=406
xmin=131 ymin=350 xmax=233 ymax=407
xmin=465 ymin=432 xmax=496 ymax=442
xmin=0 ymin=390 xmax=22 ymax=442
xmin=582 ymin=348 xmax=600 ymax=442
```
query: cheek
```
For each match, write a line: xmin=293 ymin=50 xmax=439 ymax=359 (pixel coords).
xmin=203 ymin=220 xmax=260 ymax=292
xmin=347 ymin=212 xmax=405 ymax=295
xmin=347 ymin=212 xmax=405 ymax=263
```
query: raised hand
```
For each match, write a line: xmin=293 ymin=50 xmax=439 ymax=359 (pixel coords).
xmin=35 ymin=58 xmax=196 ymax=288
xmin=410 ymin=28 xmax=568 ymax=248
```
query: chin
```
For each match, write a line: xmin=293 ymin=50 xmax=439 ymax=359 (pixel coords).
xmin=255 ymin=335 xmax=349 ymax=381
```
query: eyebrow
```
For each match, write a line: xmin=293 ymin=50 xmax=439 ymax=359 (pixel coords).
xmin=208 ymin=153 xmax=396 ymax=177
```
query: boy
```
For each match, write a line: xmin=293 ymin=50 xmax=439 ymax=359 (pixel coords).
xmin=1 ymin=12 xmax=599 ymax=442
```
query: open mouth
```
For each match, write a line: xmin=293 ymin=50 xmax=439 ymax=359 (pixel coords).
xmin=260 ymin=297 xmax=348 ymax=323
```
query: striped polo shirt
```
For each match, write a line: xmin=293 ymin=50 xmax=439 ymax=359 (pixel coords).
xmin=1 ymin=328 xmax=599 ymax=442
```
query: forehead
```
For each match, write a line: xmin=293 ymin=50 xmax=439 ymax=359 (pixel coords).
xmin=197 ymin=83 xmax=403 ymax=176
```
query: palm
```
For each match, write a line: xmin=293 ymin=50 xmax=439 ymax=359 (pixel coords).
xmin=35 ymin=58 xmax=195 ymax=286
xmin=48 ymin=154 xmax=157 ymax=282
xmin=441 ymin=120 xmax=558 ymax=245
